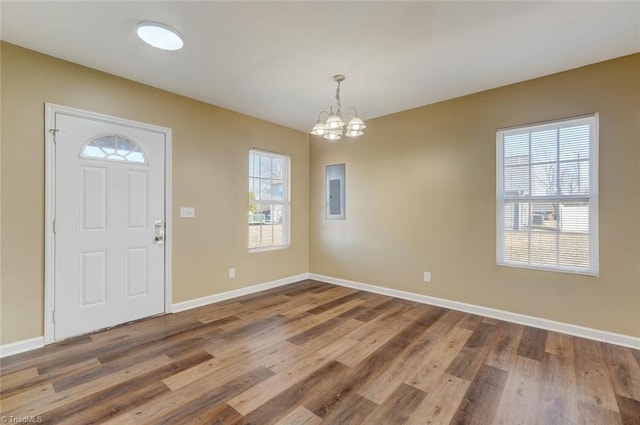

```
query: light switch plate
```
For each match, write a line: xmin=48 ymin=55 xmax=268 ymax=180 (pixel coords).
xmin=180 ymin=207 xmax=195 ymax=218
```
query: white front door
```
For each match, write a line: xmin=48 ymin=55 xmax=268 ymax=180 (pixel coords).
xmin=53 ymin=110 xmax=166 ymax=341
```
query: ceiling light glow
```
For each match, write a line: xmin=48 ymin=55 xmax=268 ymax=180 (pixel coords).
xmin=137 ymin=21 xmax=183 ymax=51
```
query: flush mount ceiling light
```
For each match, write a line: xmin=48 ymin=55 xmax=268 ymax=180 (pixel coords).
xmin=136 ymin=21 xmax=184 ymax=51
xmin=310 ymin=75 xmax=366 ymax=141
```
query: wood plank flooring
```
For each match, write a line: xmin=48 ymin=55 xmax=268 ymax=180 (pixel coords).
xmin=1 ymin=280 xmax=639 ymax=424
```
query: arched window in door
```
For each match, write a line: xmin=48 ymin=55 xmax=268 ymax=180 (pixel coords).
xmin=80 ymin=134 xmax=147 ymax=164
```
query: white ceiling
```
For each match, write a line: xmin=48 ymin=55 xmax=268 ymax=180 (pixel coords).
xmin=2 ymin=1 xmax=639 ymax=132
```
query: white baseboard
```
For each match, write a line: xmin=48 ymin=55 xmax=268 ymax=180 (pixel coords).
xmin=1 ymin=273 xmax=309 ymax=358
xmin=171 ymin=273 xmax=310 ymax=313
xmin=0 ymin=336 xmax=45 ymax=358
xmin=3 ymin=271 xmax=637 ymax=357
xmin=308 ymin=273 xmax=640 ymax=350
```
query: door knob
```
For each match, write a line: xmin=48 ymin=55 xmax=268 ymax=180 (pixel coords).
xmin=154 ymin=219 xmax=165 ymax=245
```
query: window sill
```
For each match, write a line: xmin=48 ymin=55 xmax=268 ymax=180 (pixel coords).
xmin=249 ymin=244 xmax=290 ymax=254
xmin=497 ymin=261 xmax=598 ymax=277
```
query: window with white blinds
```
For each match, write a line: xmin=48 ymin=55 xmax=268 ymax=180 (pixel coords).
xmin=248 ymin=149 xmax=290 ymax=251
xmin=496 ymin=115 xmax=598 ymax=275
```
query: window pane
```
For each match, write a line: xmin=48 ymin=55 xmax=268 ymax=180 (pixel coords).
xmin=258 ymin=204 xmax=269 ymax=222
xmin=504 ymin=231 xmax=529 ymax=263
xmin=532 ymin=201 xmax=557 ymax=229
xmin=273 ymin=223 xmax=283 ymax=246
xmin=272 ymin=204 xmax=284 ymax=225
xmin=503 ymin=201 xmax=529 ymax=230
xmin=272 ymin=157 xmax=284 ymax=179
xmin=94 ymin=135 xmax=115 ymax=151
xmin=250 ymin=203 xmax=267 ymax=223
xmin=260 ymin=156 xmax=272 ymax=178
xmin=504 ymin=133 xmax=529 ymax=162
xmin=260 ymin=179 xmax=272 ymax=201
xmin=559 ymin=125 xmax=590 ymax=161
xmin=271 ymin=179 xmax=284 ymax=201
xmin=116 ymin=136 xmax=137 ymax=156
xmin=530 ymin=231 xmax=557 ymax=267
xmin=249 ymin=223 xmax=261 ymax=248
xmin=249 ymin=177 xmax=260 ymax=201
xmin=127 ymin=151 xmax=145 ymax=163
xmin=83 ymin=145 xmax=105 ymax=159
xmin=504 ymin=165 xmax=529 ymax=196
xmin=559 ymin=201 xmax=589 ymax=233
xmin=260 ymin=224 xmax=274 ymax=246
xmin=531 ymin=129 xmax=557 ymax=163
xmin=531 ymin=163 xmax=557 ymax=196
xmin=560 ymin=161 xmax=589 ymax=196
xmin=559 ymin=233 xmax=590 ymax=269
xmin=559 ymin=199 xmax=591 ymax=270
xmin=250 ymin=153 xmax=261 ymax=178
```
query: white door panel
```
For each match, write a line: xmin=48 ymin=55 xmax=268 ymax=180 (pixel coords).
xmin=126 ymin=170 xmax=148 ymax=229
xmin=54 ymin=113 xmax=165 ymax=340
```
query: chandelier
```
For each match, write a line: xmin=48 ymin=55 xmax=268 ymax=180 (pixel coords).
xmin=310 ymin=74 xmax=366 ymax=141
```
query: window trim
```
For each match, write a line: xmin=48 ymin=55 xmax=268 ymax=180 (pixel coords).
xmin=496 ymin=114 xmax=599 ymax=276
xmin=248 ymin=148 xmax=291 ymax=252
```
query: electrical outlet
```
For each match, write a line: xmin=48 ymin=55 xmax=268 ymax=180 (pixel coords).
xmin=423 ymin=271 xmax=431 ymax=283
xmin=229 ymin=268 xmax=236 ymax=279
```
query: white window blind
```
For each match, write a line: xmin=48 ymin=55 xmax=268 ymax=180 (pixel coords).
xmin=496 ymin=115 xmax=598 ymax=275
xmin=248 ymin=149 xmax=290 ymax=251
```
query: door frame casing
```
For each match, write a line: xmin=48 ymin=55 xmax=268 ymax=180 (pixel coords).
xmin=44 ymin=103 xmax=173 ymax=344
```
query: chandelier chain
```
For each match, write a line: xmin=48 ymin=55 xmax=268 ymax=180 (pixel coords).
xmin=335 ymin=80 xmax=342 ymax=115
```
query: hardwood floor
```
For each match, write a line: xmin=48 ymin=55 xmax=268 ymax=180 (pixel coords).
xmin=1 ymin=280 xmax=639 ymax=424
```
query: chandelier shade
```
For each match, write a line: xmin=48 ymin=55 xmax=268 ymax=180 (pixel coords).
xmin=347 ymin=117 xmax=366 ymax=131
xmin=310 ymin=75 xmax=365 ymax=141
xmin=310 ymin=122 xmax=327 ymax=136
xmin=325 ymin=130 xmax=342 ymax=141
xmin=345 ymin=129 xmax=364 ymax=137
xmin=326 ymin=114 xmax=345 ymax=129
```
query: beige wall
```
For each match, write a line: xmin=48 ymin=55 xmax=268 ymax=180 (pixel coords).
xmin=0 ymin=42 xmax=309 ymax=345
xmin=1 ymin=42 xmax=638 ymax=346
xmin=310 ymin=54 xmax=640 ymax=337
